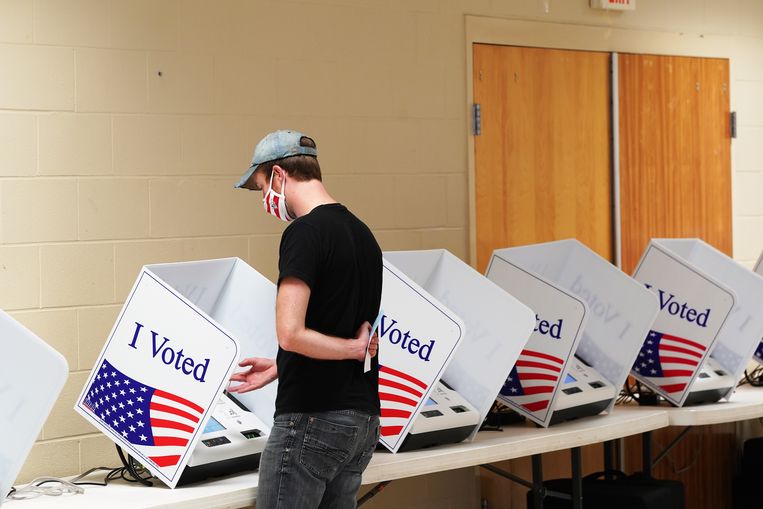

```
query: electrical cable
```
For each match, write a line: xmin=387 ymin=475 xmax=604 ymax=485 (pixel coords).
xmin=5 ymin=446 xmax=155 ymax=502
xmin=5 ymin=466 xmax=133 ymax=502
xmin=116 ymin=445 xmax=154 ymax=486
xmin=740 ymin=366 xmax=763 ymax=387
xmin=481 ymin=400 xmax=526 ymax=431
xmin=616 ymin=382 xmax=634 ymax=405
xmin=6 ymin=477 xmax=85 ymax=500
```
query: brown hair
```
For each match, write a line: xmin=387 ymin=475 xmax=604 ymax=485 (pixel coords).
xmin=255 ymin=136 xmax=321 ymax=182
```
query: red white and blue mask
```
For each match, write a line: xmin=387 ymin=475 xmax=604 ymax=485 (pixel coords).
xmin=263 ymin=168 xmax=294 ymax=222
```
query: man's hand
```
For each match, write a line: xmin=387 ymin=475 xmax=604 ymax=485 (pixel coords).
xmin=349 ymin=321 xmax=376 ymax=362
xmin=228 ymin=357 xmax=278 ymax=394
xmin=368 ymin=329 xmax=379 ymax=358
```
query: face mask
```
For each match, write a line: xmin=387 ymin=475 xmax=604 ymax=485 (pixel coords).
xmin=263 ymin=168 xmax=294 ymax=222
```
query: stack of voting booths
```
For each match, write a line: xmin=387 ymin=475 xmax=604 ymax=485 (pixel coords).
xmin=16 ymin=237 xmax=761 ymax=496
xmin=9 ymin=234 xmax=763 ymax=504
xmin=69 ymin=251 xmax=536 ymax=491
xmin=630 ymin=239 xmax=763 ymax=406
xmin=382 ymin=250 xmax=535 ymax=451
xmin=485 ymin=239 xmax=660 ymax=426
xmin=0 ymin=312 xmax=69 ymax=507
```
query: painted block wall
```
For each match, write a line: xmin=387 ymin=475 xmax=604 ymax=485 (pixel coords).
xmin=1 ymin=2 xmax=761 ymax=506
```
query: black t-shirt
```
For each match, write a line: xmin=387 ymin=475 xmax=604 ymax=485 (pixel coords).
xmin=275 ymin=203 xmax=382 ymax=416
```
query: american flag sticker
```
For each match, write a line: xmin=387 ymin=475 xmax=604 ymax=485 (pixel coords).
xmin=379 ymin=365 xmax=429 ymax=438
xmin=499 ymin=349 xmax=565 ymax=417
xmin=82 ymin=359 xmax=203 ymax=469
xmin=632 ymin=331 xmax=706 ymax=395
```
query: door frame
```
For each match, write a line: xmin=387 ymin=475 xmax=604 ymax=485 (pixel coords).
xmin=464 ymin=15 xmax=734 ymax=268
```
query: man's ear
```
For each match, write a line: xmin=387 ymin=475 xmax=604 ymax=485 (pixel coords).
xmin=272 ymin=164 xmax=286 ymax=183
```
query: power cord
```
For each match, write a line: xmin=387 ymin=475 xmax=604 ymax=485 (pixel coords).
xmin=739 ymin=366 xmax=763 ymax=387
xmin=618 ymin=379 xmax=660 ymax=406
xmin=5 ymin=445 xmax=155 ymax=502
xmin=616 ymin=383 xmax=634 ymax=404
xmin=481 ymin=400 xmax=526 ymax=431
xmin=116 ymin=445 xmax=154 ymax=486
xmin=7 ymin=477 xmax=85 ymax=501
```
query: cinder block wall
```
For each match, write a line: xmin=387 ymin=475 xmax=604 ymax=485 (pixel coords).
xmin=1 ymin=1 xmax=762 ymax=506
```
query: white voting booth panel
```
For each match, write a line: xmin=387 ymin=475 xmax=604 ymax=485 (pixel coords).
xmin=0 ymin=311 xmax=69 ymax=507
xmin=378 ymin=259 xmax=466 ymax=453
xmin=485 ymin=256 xmax=588 ymax=427
xmin=383 ymin=250 xmax=535 ymax=439
xmin=651 ymin=239 xmax=763 ymax=399
xmin=631 ymin=241 xmax=736 ymax=406
xmin=488 ymin=239 xmax=659 ymax=425
xmin=74 ymin=258 xmax=278 ymax=488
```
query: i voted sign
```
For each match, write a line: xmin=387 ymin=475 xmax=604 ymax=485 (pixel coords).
xmin=486 ymin=255 xmax=587 ymax=427
xmin=631 ymin=242 xmax=735 ymax=406
xmin=378 ymin=260 xmax=464 ymax=453
xmin=650 ymin=239 xmax=763 ymax=397
xmin=74 ymin=270 xmax=240 ymax=488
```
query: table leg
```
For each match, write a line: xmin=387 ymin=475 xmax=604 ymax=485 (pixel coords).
xmin=603 ymin=440 xmax=614 ymax=480
xmin=571 ymin=447 xmax=583 ymax=509
xmin=642 ymin=430 xmax=653 ymax=478
xmin=531 ymin=454 xmax=544 ymax=509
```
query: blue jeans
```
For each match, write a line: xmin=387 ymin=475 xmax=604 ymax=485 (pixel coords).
xmin=256 ymin=410 xmax=380 ymax=509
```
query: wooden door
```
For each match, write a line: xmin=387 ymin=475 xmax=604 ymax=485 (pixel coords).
xmin=473 ymin=44 xmax=613 ymax=272
xmin=618 ymin=53 xmax=733 ymax=509
xmin=618 ymin=53 xmax=732 ymax=272
xmin=473 ymin=44 xmax=613 ymax=507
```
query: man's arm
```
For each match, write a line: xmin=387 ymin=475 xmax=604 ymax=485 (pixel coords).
xmin=277 ymin=276 xmax=370 ymax=361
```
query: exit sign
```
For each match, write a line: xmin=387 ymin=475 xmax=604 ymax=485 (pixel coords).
xmin=590 ymin=0 xmax=635 ymax=10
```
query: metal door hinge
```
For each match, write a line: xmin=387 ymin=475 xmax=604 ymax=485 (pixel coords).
xmin=730 ymin=111 xmax=737 ymax=138
xmin=472 ymin=103 xmax=481 ymax=136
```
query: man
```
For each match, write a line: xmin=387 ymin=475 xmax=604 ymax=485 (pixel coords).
xmin=229 ymin=130 xmax=382 ymax=509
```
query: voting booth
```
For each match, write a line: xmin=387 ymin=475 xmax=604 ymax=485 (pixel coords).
xmin=0 ymin=311 xmax=69 ymax=506
xmin=632 ymin=240 xmax=760 ymax=403
xmin=649 ymin=240 xmax=763 ymax=399
xmin=377 ymin=259 xmax=468 ymax=452
xmin=383 ymin=250 xmax=535 ymax=445
xmin=74 ymin=258 xmax=278 ymax=488
xmin=487 ymin=239 xmax=659 ymax=426
xmin=631 ymin=240 xmax=737 ymax=406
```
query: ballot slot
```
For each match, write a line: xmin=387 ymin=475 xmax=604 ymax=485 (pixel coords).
xmin=398 ymin=381 xmax=481 ymax=452
xmin=178 ymin=392 xmax=270 ymax=485
xmin=684 ymin=357 xmax=737 ymax=406
xmin=552 ymin=357 xmax=618 ymax=422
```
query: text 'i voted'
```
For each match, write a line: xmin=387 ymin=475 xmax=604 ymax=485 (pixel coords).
xmin=128 ymin=322 xmax=210 ymax=382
